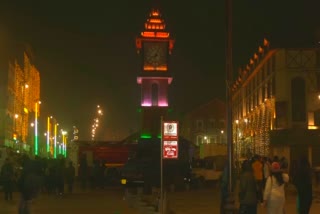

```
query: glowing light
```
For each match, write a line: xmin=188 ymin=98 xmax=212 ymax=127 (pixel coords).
xmin=62 ymin=130 xmax=67 ymax=157
xmin=31 ymin=123 xmax=34 ymax=127
xmin=47 ymin=117 xmax=50 ymax=154
xmin=14 ymin=114 xmax=19 ymax=119
xmin=137 ymin=77 xmax=173 ymax=84
xmin=149 ymin=19 xmax=162 ymax=23
xmin=54 ymin=123 xmax=58 ymax=158
xmin=34 ymin=102 xmax=39 ymax=156
xmin=143 ymin=65 xmax=167 ymax=71
xmin=141 ymin=31 xmax=170 ymax=38
xmin=140 ymin=134 xmax=152 ymax=139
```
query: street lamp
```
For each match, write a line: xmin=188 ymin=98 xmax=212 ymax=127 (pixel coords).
xmin=62 ymin=130 xmax=68 ymax=157
xmin=34 ymin=101 xmax=41 ymax=156
xmin=46 ymin=116 xmax=53 ymax=156
xmin=91 ymin=105 xmax=103 ymax=141
xmin=54 ymin=123 xmax=59 ymax=158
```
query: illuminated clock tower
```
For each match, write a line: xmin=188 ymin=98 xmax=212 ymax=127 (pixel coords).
xmin=136 ymin=8 xmax=175 ymax=138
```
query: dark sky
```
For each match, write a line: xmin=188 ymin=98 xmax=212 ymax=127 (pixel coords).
xmin=1 ymin=1 xmax=320 ymax=140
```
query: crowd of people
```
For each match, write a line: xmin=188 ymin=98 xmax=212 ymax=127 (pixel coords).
xmin=0 ymin=153 xmax=123 ymax=214
xmin=236 ymin=155 xmax=313 ymax=214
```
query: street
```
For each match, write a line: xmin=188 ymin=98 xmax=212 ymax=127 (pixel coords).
xmin=0 ymin=187 xmax=139 ymax=214
xmin=1 ymin=185 xmax=320 ymax=214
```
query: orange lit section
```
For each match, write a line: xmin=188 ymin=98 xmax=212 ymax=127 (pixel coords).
xmin=152 ymin=10 xmax=159 ymax=16
xmin=141 ymin=31 xmax=170 ymax=38
xmin=136 ymin=8 xmax=175 ymax=54
xmin=144 ymin=65 xmax=167 ymax=71
xmin=149 ymin=19 xmax=162 ymax=23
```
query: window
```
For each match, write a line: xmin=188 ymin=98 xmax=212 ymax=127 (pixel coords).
xmin=210 ymin=136 xmax=216 ymax=144
xmin=218 ymin=119 xmax=225 ymax=129
xmin=196 ymin=120 xmax=204 ymax=130
xmin=196 ymin=135 xmax=203 ymax=145
xmin=291 ymin=77 xmax=306 ymax=122
xmin=209 ymin=119 xmax=215 ymax=129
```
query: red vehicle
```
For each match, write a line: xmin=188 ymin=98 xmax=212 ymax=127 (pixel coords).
xmin=76 ymin=141 xmax=138 ymax=168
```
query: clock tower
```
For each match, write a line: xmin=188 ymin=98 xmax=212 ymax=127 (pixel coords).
xmin=136 ymin=8 xmax=175 ymax=138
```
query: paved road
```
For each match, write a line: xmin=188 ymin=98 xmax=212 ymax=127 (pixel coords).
xmin=0 ymin=188 xmax=139 ymax=214
xmin=1 ymin=186 xmax=320 ymax=214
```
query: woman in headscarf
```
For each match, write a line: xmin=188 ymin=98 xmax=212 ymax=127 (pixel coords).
xmin=263 ymin=161 xmax=289 ymax=214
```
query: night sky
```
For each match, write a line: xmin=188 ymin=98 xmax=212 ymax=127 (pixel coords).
xmin=1 ymin=1 xmax=320 ymax=140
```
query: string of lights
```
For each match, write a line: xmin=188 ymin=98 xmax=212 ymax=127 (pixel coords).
xmin=91 ymin=105 xmax=103 ymax=141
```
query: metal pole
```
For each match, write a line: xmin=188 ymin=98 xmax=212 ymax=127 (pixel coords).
xmin=226 ymin=0 xmax=234 ymax=194
xmin=160 ymin=116 xmax=163 ymax=213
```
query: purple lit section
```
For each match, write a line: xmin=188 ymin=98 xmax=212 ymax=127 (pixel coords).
xmin=139 ymin=76 xmax=171 ymax=107
xmin=142 ymin=102 xmax=152 ymax=107
xmin=141 ymin=101 xmax=168 ymax=107
xmin=141 ymin=100 xmax=168 ymax=107
xmin=158 ymin=99 xmax=168 ymax=106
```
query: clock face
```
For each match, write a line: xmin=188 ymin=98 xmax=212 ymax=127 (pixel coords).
xmin=144 ymin=42 xmax=167 ymax=69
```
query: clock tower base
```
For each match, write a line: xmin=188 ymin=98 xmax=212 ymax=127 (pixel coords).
xmin=140 ymin=107 xmax=168 ymax=139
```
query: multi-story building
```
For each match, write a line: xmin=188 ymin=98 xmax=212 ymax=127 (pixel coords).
xmin=0 ymin=44 xmax=40 ymax=154
xmin=180 ymin=99 xmax=227 ymax=158
xmin=231 ymin=39 xmax=320 ymax=166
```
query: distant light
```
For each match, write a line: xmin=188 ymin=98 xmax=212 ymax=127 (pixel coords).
xmin=14 ymin=114 xmax=19 ymax=119
xmin=31 ymin=123 xmax=34 ymax=127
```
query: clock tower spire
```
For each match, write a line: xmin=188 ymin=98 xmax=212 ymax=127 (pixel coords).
xmin=136 ymin=7 xmax=175 ymax=138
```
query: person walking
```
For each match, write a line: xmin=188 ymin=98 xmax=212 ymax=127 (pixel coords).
xmin=293 ymin=156 xmax=313 ymax=214
xmin=1 ymin=158 xmax=15 ymax=201
xmin=263 ymin=161 xmax=289 ymax=214
xmin=252 ymin=155 xmax=263 ymax=203
xmin=65 ymin=161 xmax=75 ymax=193
xmin=239 ymin=160 xmax=258 ymax=214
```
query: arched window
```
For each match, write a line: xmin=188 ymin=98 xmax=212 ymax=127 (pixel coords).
xmin=291 ymin=77 xmax=306 ymax=122
xmin=151 ymin=83 xmax=158 ymax=106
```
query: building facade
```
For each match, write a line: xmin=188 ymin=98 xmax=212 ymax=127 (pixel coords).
xmin=180 ymin=99 xmax=227 ymax=158
xmin=231 ymin=39 xmax=320 ymax=166
xmin=0 ymin=47 xmax=40 ymax=154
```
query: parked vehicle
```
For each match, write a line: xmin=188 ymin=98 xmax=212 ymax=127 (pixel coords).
xmin=192 ymin=155 xmax=227 ymax=186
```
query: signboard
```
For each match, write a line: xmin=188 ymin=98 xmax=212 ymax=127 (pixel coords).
xmin=163 ymin=141 xmax=178 ymax=159
xmin=162 ymin=121 xmax=178 ymax=159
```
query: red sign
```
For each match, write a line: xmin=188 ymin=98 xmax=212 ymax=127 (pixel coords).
xmin=163 ymin=141 xmax=178 ymax=159
xmin=162 ymin=121 xmax=178 ymax=159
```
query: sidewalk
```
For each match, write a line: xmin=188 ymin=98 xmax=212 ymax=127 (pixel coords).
xmin=166 ymin=186 xmax=320 ymax=214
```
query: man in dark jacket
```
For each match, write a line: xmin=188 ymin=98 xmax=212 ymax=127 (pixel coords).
xmin=1 ymin=158 xmax=14 ymax=201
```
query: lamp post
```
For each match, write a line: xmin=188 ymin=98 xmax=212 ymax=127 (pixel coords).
xmin=13 ymin=114 xmax=19 ymax=148
xmin=62 ymin=130 xmax=68 ymax=157
xmin=34 ymin=101 xmax=41 ymax=156
xmin=46 ymin=116 xmax=52 ymax=156
xmin=223 ymin=0 xmax=237 ymax=212
xmin=54 ymin=123 xmax=59 ymax=159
